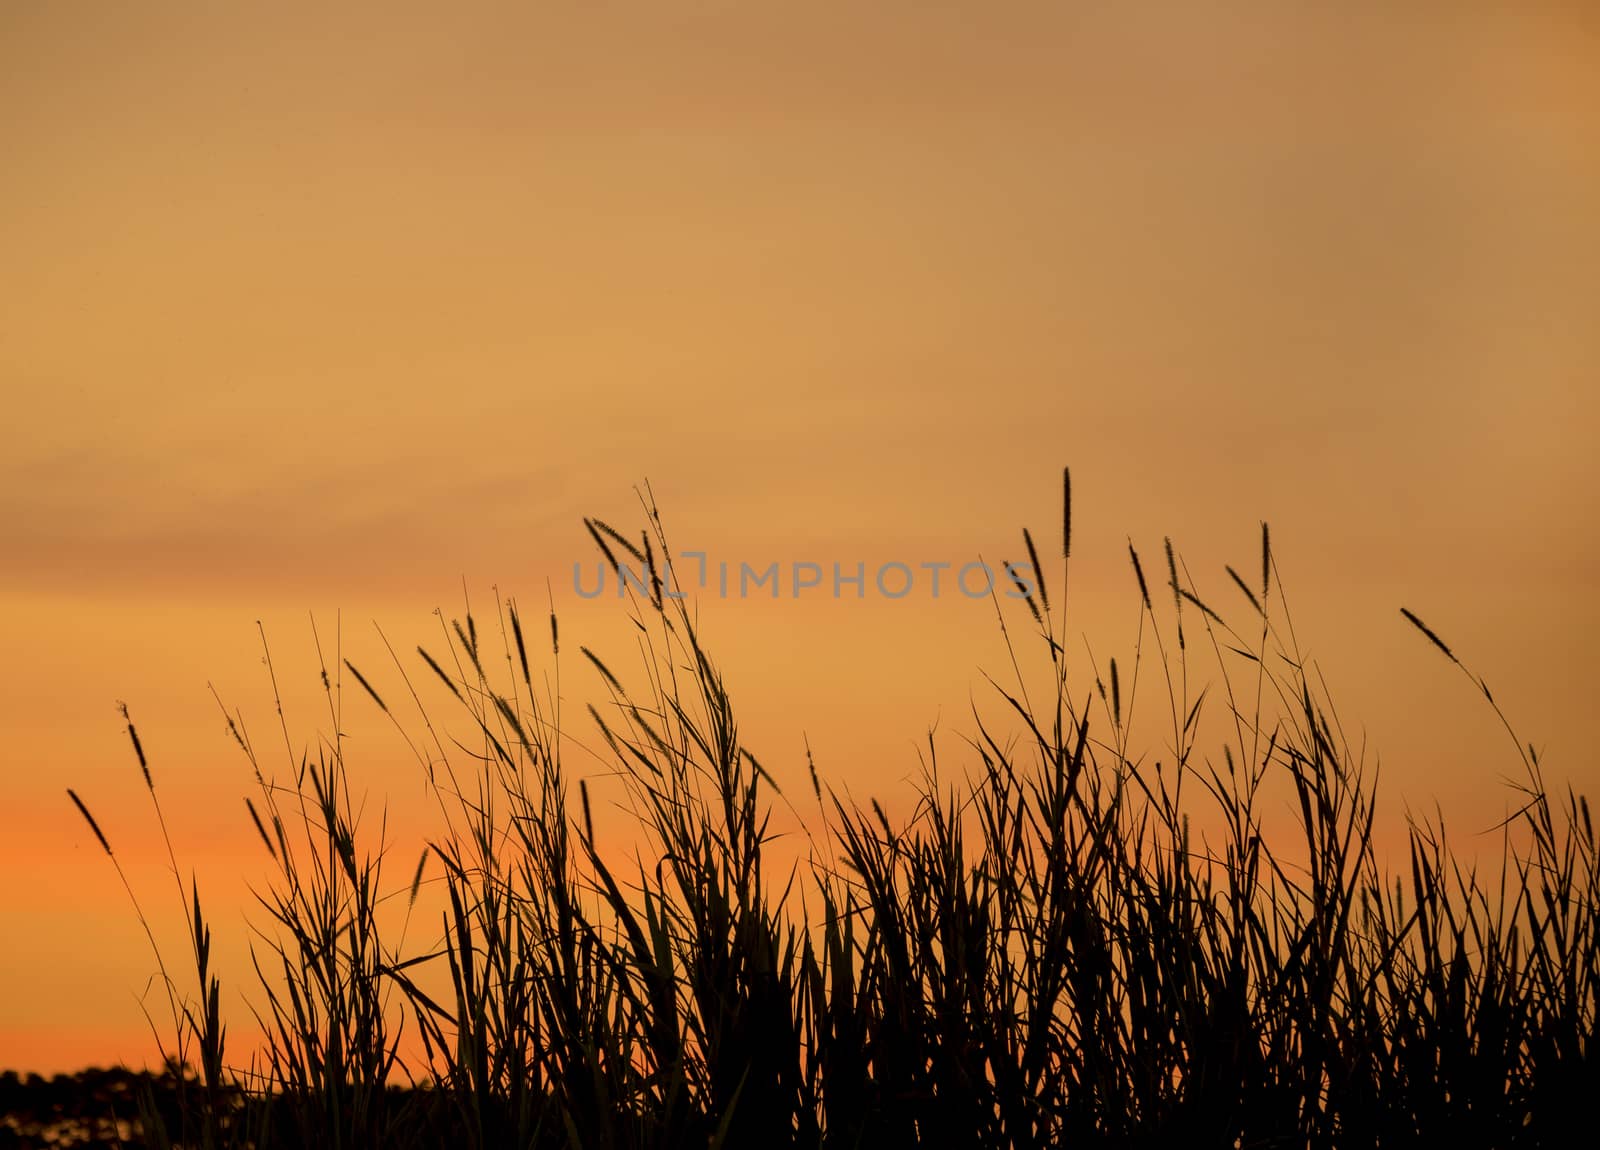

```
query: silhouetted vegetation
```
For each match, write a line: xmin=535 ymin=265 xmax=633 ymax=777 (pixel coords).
xmin=47 ymin=474 xmax=1597 ymax=1147
xmin=0 ymin=1065 xmax=225 ymax=1149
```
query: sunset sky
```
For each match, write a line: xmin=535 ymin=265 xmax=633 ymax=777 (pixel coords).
xmin=3 ymin=0 xmax=1597 ymax=1074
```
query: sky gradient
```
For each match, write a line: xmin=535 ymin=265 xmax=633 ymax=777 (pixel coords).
xmin=3 ymin=0 xmax=1597 ymax=1073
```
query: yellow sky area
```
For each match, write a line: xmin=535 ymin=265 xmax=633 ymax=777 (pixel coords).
xmin=3 ymin=0 xmax=1598 ymax=1073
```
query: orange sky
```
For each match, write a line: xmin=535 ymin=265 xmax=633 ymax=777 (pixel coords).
xmin=3 ymin=0 xmax=1597 ymax=1074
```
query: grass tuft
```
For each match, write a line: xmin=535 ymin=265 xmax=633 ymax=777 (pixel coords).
xmin=65 ymin=476 xmax=1595 ymax=1148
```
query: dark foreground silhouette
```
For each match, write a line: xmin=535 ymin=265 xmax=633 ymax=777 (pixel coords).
xmin=52 ymin=481 xmax=1597 ymax=1148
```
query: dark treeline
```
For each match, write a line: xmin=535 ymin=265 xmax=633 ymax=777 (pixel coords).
xmin=0 ymin=1066 xmax=204 ymax=1149
xmin=0 ymin=1066 xmax=446 ymax=1149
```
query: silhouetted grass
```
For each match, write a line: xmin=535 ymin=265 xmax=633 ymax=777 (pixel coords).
xmin=59 ymin=474 xmax=1596 ymax=1147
